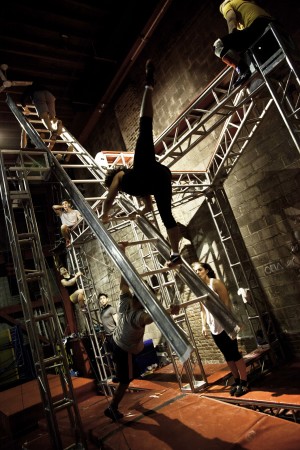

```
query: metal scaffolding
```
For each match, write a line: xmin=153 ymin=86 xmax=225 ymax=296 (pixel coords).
xmin=1 ymin=21 xmax=299 ymax=439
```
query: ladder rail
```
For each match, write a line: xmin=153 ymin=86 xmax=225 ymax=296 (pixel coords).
xmin=68 ymin=247 xmax=115 ymax=393
xmin=207 ymin=187 xmax=283 ymax=361
xmin=249 ymin=23 xmax=300 ymax=153
xmin=0 ymin=151 xmax=87 ymax=450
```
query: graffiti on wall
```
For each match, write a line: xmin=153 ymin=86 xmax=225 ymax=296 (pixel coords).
xmin=264 ymin=230 xmax=300 ymax=277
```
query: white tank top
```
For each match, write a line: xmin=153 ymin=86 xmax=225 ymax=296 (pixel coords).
xmin=203 ymin=278 xmax=224 ymax=335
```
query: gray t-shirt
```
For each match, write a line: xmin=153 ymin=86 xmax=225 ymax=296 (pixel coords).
xmin=100 ymin=304 xmax=116 ymax=335
xmin=113 ymin=293 xmax=147 ymax=354
xmin=60 ymin=209 xmax=81 ymax=227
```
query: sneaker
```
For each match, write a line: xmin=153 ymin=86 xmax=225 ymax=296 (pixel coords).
xmin=165 ymin=254 xmax=182 ymax=269
xmin=229 ymin=383 xmax=239 ymax=396
xmin=145 ymin=59 xmax=155 ymax=87
xmin=111 ymin=376 xmax=120 ymax=383
xmin=104 ymin=407 xmax=124 ymax=422
xmin=234 ymin=384 xmax=249 ymax=397
xmin=232 ymin=68 xmax=251 ymax=89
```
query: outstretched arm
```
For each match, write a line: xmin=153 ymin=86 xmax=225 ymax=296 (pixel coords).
xmin=61 ymin=272 xmax=82 ymax=287
xmin=118 ymin=241 xmax=131 ymax=295
xmin=101 ymin=171 xmax=123 ymax=223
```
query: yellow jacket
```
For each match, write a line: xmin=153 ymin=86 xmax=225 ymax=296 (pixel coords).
xmin=220 ymin=0 xmax=272 ymax=29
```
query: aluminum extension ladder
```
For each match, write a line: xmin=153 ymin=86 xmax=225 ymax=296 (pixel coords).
xmin=0 ymin=150 xmax=87 ymax=450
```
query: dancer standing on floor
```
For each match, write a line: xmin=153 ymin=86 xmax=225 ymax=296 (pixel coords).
xmin=192 ymin=261 xmax=249 ymax=397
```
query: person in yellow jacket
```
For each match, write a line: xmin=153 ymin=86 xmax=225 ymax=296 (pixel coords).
xmin=214 ymin=1 xmax=275 ymax=88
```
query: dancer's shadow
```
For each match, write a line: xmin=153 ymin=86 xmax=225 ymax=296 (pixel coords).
xmin=103 ymin=401 xmax=247 ymax=450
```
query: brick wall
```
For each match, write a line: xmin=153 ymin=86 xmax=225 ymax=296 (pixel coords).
xmin=85 ymin=0 xmax=300 ymax=360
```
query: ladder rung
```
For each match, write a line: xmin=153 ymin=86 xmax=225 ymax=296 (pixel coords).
xmin=121 ymin=238 xmax=158 ymax=246
xmin=43 ymin=355 xmax=64 ymax=367
xmin=1 ymin=150 xmax=46 ymax=155
xmin=72 ymin=179 xmax=101 ymax=183
xmin=61 ymin=164 xmax=94 ymax=169
xmin=18 ymin=233 xmax=36 ymax=239
xmin=10 ymin=191 xmax=30 ymax=199
xmin=33 ymin=312 xmax=54 ymax=321
xmin=18 ymin=238 xmax=36 ymax=245
xmin=9 ymin=166 xmax=49 ymax=172
xmin=51 ymin=150 xmax=80 ymax=155
xmin=140 ymin=267 xmax=172 ymax=277
xmin=26 ymin=271 xmax=45 ymax=280
xmin=174 ymin=312 xmax=185 ymax=320
xmin=153 ymin=280 xmax=175 ymax=289
xmin=44 ymin=138 xmax=64 ymax=143
xmin=28 ymin=119 xmax=43 ymax=124
xmin=52 ymin=398 xmax=74 ymax=412
xmin=143 ymin=251 xmax=159 ymax=259
xmin=8 ymin=176 xmax=46 ymax=181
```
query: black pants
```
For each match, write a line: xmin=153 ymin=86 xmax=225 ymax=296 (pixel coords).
xmin=131 ymin=116 xmax=177 ymax=229
xmin=220 ymin=18 xmax=274 ymax=56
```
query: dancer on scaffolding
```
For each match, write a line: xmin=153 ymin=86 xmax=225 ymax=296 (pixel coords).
xmin=21 ymin=79 xmax=63 ymax=144
xmin=214 ymin=0 xmax=275 ymax=89
xmin=101 ymin=60 xmax=182 ymax=269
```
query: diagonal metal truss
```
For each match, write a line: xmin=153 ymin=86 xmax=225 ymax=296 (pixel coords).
xmin=206 ymin=187 xmax=283 ymax=362
xmin=208 ymin=395 xmax=300 ymax=424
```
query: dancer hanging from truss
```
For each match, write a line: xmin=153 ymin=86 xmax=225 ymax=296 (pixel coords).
xmin=101 ymin=60 xmax=182 ymax=269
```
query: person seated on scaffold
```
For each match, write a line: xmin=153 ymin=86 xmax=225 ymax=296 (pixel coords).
xmin=213 ymin=0 xmax=276 ymax=89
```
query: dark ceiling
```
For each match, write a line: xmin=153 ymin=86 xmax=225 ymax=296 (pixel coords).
xmin=0 ymin=0 xmax=170 ymax=149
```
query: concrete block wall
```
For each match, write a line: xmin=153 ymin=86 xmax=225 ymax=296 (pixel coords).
xmin=85 ymin=0 xmax=300 ymax=359
xmin=83 ymin=227 xmax=163 ymax=347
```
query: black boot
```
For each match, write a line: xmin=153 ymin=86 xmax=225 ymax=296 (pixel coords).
xmin=232 ymin=60 xmax=251 ymax=89
xmin=145 ymin=59 xmax=155 ymax=87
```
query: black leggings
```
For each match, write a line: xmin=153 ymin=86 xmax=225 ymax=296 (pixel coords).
xmin=133 ymin=117 xmax=177 ymax=230
xmin=212 ymin=330 xmax=242 ymax=362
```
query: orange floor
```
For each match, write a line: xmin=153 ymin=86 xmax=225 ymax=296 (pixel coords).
xmin=0 ymin=359 xmax=300 ymax=450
